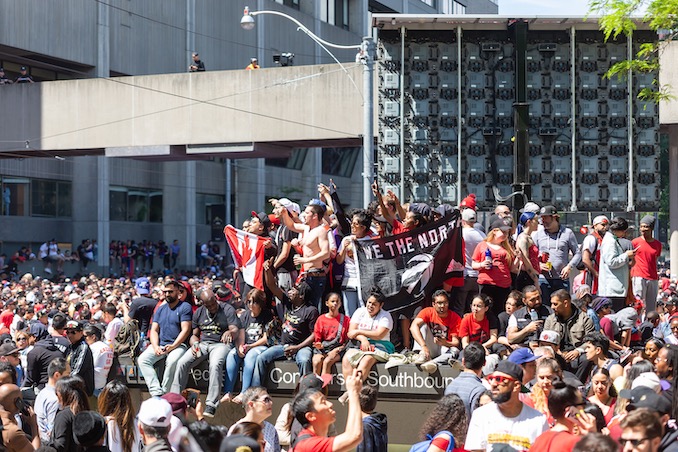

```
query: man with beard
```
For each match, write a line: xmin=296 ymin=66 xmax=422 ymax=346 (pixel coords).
xmin=655 ymin=344 xmax=678 ymax=402
xmin=137 ymin=280 xmax=192 ymax=396
xmin=465 ymin=360 xmax=548 ymax=451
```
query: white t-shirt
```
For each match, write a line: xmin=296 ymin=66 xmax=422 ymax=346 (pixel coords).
xmin=105 ymin=316 xmax=124 ymax=347
xmin=582 ymin=234 xmax=598 ymax=254
xmin=89 ymin=340 xmax=114 ymax=390
xmin=350 ymin=307 xmax=393 ymax=340
xmin=463 ymin=226 xmax=486 ymax=278
xmin=38 ymin=243 xmax=48 ymax=259
xmin=465 ymin=402 xmax=548 ymax=451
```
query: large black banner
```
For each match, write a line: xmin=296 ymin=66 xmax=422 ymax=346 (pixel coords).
xmin=354 ymin=212 xmax=464 ymax=312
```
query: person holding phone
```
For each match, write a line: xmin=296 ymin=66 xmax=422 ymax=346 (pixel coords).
xmin=598 ymin=217 xmax=636 ymax=312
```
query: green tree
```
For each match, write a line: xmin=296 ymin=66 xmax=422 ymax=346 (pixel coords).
xmin=589 ymin=0 xmax=677 ymax=103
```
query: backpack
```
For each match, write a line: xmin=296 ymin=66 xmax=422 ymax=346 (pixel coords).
xmin=409 ymin=430 xmax=455 ymax=452
xmin=113 ymin=319 xmax=141 ymax=359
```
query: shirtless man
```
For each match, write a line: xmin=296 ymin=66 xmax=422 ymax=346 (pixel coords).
xmin=276 ymin=200 xmax=331 ymax=310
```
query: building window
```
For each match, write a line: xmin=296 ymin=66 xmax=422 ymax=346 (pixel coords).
xmin=275 ymin=0 xmax=300 ymax=9
xmin=30 ymin=179 xmax=72 ymax=218
xmin=322 ymin=147 xmax=360 ymax=177
xmin=197 ymin=194 xmax=225 ymax=225
xmin=320 ymin=0 xmax=349 ymax=30
xmin=1 ymin=177 xmax=29 ymax=217
xmin=109 ymin=187 xmax=163 ymax=223
xmin=441 ymin=0 xmax=465 ymax=14
xmin=421 ymin=0 xmax=436 ymax=6
xmin=265 ymin=148 xmax=308 ymax=170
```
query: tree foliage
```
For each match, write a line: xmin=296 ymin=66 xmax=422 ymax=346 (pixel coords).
xmin=588 ymin=0 xmax=678 ymax=103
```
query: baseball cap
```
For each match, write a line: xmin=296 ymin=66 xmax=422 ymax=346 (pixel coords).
xmin=630 ymin=372 xmax=661 ymax=392
xmin=299 ymin=373 xmax=332 ymax=392
xmin=308 ymin=198 xmax=327 ymax=213
xmin=409 ymin=203 xmax=432 ymax=219
xmin=65 ymin=320 xmax=83 ymax=331
xmin=251 ymin=211 xmax=272 ymax=229
xmin=0 ymin=343 xmax=18 ymax=356
xmin=278 ymin=197 xmax=301 ymax=215
xmin=592 ymin=215 xmax=609 ymax=226
xmin=626 ymin=389 xmax=672 ymax=415
xmin=489 ymin=218 xmax=511 ymax=232
xmin=540 ymin=205 xmax=558 ymax=216
xmin=161 ymin=392 xmax=187 ymax=415
xmin=508 ymin=348 xmax=540 ymax=365
xmin=268 ymin=214 xmax=280 ymax=226
xmin=135 ymin=277 xmax=151 ymax=295
xmin=462 ymin=209 xmax=476 ymax=222
xmin=493 ymin=360 xmax=524 ymax=382
xmin=138 ymin=397 xmax=173 ymax=428
xmin=73 ymin=411 xmax=107 ymax=447
xmin=20 ymin=66 xmax=26 ymax=71
xmin=519 ymin=202 xmax=540 ymax=214
xmin=539 ymin=330 xmax=561 ymax=345
xmin=434 ymin=204 xmax=454 ymax=218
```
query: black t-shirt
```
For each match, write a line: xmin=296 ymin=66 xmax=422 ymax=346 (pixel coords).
xmin=193 ymin=302 xmax=241 ymax=343
xmin=274 ymin=225 xmax=298 ymax=273
xmin=240 ymin=309 xmax=272 ymax=345
xmin=129 ymin=296 xmax=157 ymax=335
xmin=281 ymin=295 xmax=318 ymax=346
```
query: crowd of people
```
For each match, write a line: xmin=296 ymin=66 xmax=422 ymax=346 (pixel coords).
xmin=0 ymin=181 xmax=675 ymax=451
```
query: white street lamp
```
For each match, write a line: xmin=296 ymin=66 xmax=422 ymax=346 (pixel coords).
xmin=241 ymin=6 xmax=374 ymax=207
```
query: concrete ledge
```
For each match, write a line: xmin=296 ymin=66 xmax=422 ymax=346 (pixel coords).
xmin=117 ymin=356 xmax=461 ymax=399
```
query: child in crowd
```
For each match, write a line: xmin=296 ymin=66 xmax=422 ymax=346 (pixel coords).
xmin=459 ymin=294 xmax=498 ymax=353
xmin=312 ymin=292 xmax=350 ymax=375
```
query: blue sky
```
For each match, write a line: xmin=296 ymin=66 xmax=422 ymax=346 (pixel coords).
xmin=498 ymin=0 xmax=593 ymax=16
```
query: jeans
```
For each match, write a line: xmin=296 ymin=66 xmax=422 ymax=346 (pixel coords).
xmin=170 ymin=342 xmax=231 ymax=408
xmin=224 ymin=345 xmax=267 ymax=394
xmin=305 ymin=275 xmax=326 ymax=312
xmin=341 ymin=287 xmax=362 ymax=317
xmin=252 ymin=345 xmax=313 ymax=387
xmin=539 ymin=276 xmax=570 ymax=306
xmin=137 ymin=344 xmax=188 ymax=397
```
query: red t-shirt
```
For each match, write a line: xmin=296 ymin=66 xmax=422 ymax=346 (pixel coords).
xmin=313 ymin=313 xmax=350 ymax=343
xmin=416 ymin=307 xmax=462 ymax=342
xmin=528 ymin=430 xmax=580 ymax=452
xmin=630 ymin=237 xmax=662 ymax=280
xmin=391 ymin=220 xmax=408 ymax=236
xmin=458 ymin=313 xmax=491 ymax=344
xmin=472 ymin=242 xmax=512 ymax=288
xmin=292 ymin=428 xmax=334 ymax=452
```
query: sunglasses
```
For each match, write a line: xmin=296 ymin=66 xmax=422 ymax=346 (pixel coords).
xmin=487 ymin=375 xmax=516 ymax=385
xmin=66 ymin=330 xmax=80 ymax=334
xmin=256 ymin=396 xmax=273 ymax=404
xmin=619 ymin=437 xmax=654 ymax=447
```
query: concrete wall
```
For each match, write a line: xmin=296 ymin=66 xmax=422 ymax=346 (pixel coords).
xmin=0 ymin=64 xmax=364 ymax=154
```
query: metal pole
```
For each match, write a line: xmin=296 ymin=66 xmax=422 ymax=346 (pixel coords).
xmin=225 ymin=159 xmax=232 ymax=225
xmin=400 ymin=26 xmax=406 ymax=202
xmin=627 ymin=33 xmax=635 ymax=212
xmin=512 ymin=19 xmax=530 ymax=212
xmin=570 ymin=26 xmax=578 ymax=212
xmin=362 ymin=36 xmax=375 ymax=207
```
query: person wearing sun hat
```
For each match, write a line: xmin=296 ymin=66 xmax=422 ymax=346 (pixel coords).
xmin=631 ymin=215 xmax=662 ymax=312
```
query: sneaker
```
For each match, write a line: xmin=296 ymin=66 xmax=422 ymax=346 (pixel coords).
xmin=420 ymin=361 xmax=438 ymax=374
xmin=338 ymin=392 xmax=349 ymax=405
xmin=203 ymin=405 xmax=216 ymax=418
xmin=412 ymin=352 xmax=428 ymax=365
xmin=44 ymin=268 xmax=52 ymax=274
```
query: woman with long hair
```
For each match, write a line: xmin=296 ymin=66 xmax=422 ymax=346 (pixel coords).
xmin=472 ymin=219 xmax=520 ymax=317
xmin=222 ymin=288 xmax=272 ymax=404
xmin=525 ymin=358 xmax=562 ymax=425
xmin=49 ymin=375 xmax=90 ymax=452
xmin=529 ymin=381 xmax=597 ymax=451
xmin=98 ymin=380 xmax=140 ymax=452
xmin=459 ymin=294 xmax=498 ymax=352
xmin=417 ymin=393 xmax=468 ymax=451
xmin=587 ymin=368 xmax=617 ymax=425
xmin=515 ymin=212 xmax=541 ymax=291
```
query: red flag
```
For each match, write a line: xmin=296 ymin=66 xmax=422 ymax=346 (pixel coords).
xmin=224 ymin=225 xmax=268 ymax=290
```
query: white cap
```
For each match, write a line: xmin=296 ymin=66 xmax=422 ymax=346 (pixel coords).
xmin=278 ymin=197 xmax=301 ymax=215
xmin=461 ymin=209 xmax=476 ymax=222
xmin=593 ymin=215 xmax=610 ymax=226
xmin=520 ymin=202 xmax=540 ymax=214
xmin=138 ymin=398 xmax=173 ymax=428
xmin=631 ymin=372 xmax=661 ymax=392
xmin=539 ymin=330 xmax=562 ymax=344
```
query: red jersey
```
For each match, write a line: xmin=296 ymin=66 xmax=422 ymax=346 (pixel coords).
xmin=630 ymin=237 xmax=662 ymax=280
xmin=459 ymin=313 xmax=491 ymax=344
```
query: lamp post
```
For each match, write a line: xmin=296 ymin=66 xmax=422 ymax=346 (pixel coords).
xmin=241 ymin=6 xmax=374 ymax=207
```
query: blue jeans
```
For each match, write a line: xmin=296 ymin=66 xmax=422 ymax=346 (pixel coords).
xmin=305 ymin=275 xmax=326 ymax=312
xmin=224 ymin=345 xmax=267 ymax=394
xmin=342 ymin=287 xmax=362 ymax=317
xmin=539 ymin=275 xmax=570 ymax=306
xmin=252 ymin=345 xmax=313 ymax=387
